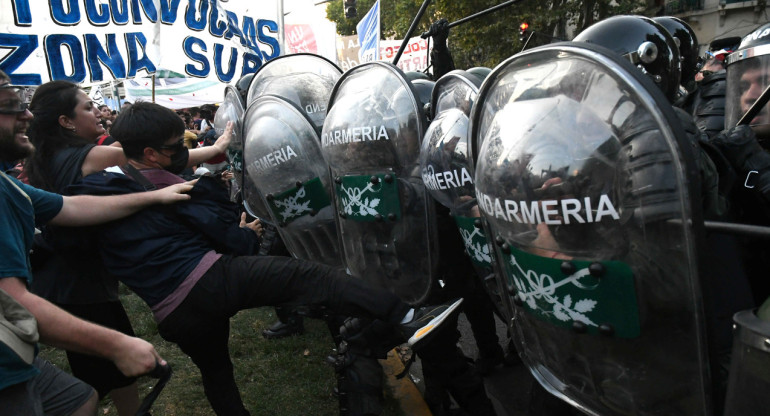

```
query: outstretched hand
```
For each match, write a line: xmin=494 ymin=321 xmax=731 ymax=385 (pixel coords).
xmin=240 ymin=212 xmax=264 ymax=237
xmin=154 ymin=179 xmax=198 ymax=204
xmin=214 ymin=121 xmax=234 ymax=153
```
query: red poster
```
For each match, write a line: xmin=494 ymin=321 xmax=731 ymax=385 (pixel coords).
xmin=286 ymin=24 xmax=317 ymax=54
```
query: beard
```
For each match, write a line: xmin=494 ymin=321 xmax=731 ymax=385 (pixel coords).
xmin=0 ymin=124 xmax=34 ymax=163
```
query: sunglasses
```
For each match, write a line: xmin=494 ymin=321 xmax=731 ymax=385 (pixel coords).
xmin=155 ymin=138 xmax=185 ymax=152
xmin=0 ymin=84 xmax=34 ymax=115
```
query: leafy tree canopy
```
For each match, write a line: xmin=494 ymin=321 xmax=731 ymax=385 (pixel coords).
xmin=326 ymin=0 xmax=654 ymax=69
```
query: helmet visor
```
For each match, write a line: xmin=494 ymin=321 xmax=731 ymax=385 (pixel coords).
xmin=726 ymin=53 xmax=770 ymax=131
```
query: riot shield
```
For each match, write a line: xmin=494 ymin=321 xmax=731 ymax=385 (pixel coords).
xmin=245 ymin=53 xmax=341 ymax=133
xmin=321 ymin=62 xmax=436 ymax=306
xmin=419 ymin=70 xmax=509 ymax=320
xmin=723 ymin=310 xmax=770 ymax=416
xmin=242 ymin=95 xmax=342 ymax=267
xmin=470 ymin=42 xmax=713 ymax=415
xmin=214 ymin=85 xmax=246 ymax=202
xmin=241 ymin=53 xmax=342 ymax=227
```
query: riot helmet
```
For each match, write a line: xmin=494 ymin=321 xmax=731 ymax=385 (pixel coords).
xmin=235 ymin=73 xmax=254 ymax=106
xmin=246 ymin=53 xmax=342 ymax=134
xmin=421 ymin=70 xmax=483 ymax=212
xmin=653 ymin=16 xmax=699 ymax=86
xmin=574 ymin=15 xmax=682 ymax=102
xmin=410 ymin=78 xmax=435 ymax=120
xmin=726 ymin=23 xmax=770 ymax=143
xmin=466 ymin=67 xmax=492 ymax=82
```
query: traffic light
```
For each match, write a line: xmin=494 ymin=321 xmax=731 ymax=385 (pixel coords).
xmin=519 ymin=22 xmax=529 ymax=43
xmin=344 ymin=0 xmax=357 ymax=19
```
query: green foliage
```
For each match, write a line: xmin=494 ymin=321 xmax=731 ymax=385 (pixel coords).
xmin=326 ymin=0 xmax=649 ymax=69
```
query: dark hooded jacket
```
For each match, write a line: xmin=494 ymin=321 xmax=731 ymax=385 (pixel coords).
xmin=66 ymin=172 xmax=260 ymax=306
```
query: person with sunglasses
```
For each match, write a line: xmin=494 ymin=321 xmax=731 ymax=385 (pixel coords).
xmin=65 ymin=101 xmax=464 ymax=416
xmin=19 ymin=81 xmax=232 ymax=416
xmin=0 ymin=70 xmax=194 ymax=416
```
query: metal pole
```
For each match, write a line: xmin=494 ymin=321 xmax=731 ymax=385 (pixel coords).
xmin=421 ymin=0 xmax=522 ymax=38
xmin=668 ymin=219 xmax=770 ymax=239
xmin=151 ymin=74 xmax=156 ymax=103
xmin=278 ymin=0 xmax=286 ymax=56
xmin=393 ymin=0 xmax=432 ymax=65
xmin=447 ymin=0 xmax=520 ymax=29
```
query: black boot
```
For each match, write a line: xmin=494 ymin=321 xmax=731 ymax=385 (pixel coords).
xmin=262 ymin=307 xmax=304 ymax=339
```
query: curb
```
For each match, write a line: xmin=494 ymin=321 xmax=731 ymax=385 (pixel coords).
xmin=380 ymin=348 xmax=432 ymax=416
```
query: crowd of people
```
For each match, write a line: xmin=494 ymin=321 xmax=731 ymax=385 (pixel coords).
xmin=2 ymin=10 xmax=770 ymax=416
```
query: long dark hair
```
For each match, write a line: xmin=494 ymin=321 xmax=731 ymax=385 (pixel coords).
xmin=25 ymin=81 xmax=91 ymax=191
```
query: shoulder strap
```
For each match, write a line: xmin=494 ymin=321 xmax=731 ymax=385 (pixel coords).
xmin=120 ymin=164 xmax=157 ymax=191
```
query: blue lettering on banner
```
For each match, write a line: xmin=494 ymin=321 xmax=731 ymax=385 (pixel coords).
xmin=111 ymin=0 xmax=130 ymax=25
xmin=224 ymin=11 xmax=245 ymax=45
xmin=257 ymin=19 xmax=280 ymax=60
xmin=85 ymin=0 xmax=110 ymax=26
xmin=50 ymin=0 xmax=81 ymax=26
xmin=85 ymin=34 xmax=127 ymax=81
xmin=241 ymin=17 xmax=260 ymax=53
xmin=125 ymin=32 xmax=156 ymax=77
xmin=184 ymin=0 xmax=208 ymax=31
xmin=0 ymin=0 xmax=282 ymax=84
xmin=208 ymin=0 xmax=227 ymax=37
xmin=131 ymin=0 xmax=157 ymax=24
xmin=213 ymin=44 xmax=237 ymax=82
xmin=11 ymin=0 xmax=32 ymax=26
xmin=183 ymin=36 xmax=209 ymax=77
xmin=160 ymin=0 xmax=182 ymax=24
xmin=45 ymin=34 xmax=86 ymax=82
xmin=0 ymin=34 xmax=41 ymax=84
xmin=241 ymin=52 xmax=262 ymax=75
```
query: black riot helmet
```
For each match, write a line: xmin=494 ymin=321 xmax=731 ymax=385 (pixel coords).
xmin=574 ymin=15 xmax=681 ymax=102
xmin=653 ymin=16 xmax=699 ymax=86
xmin=236 ymin=73 xmax=254 ymax=106
xmin=726 ymin=22 xmax=770 ymax=142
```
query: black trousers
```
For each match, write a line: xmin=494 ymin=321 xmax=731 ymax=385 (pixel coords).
xmin=157 ymin=255 xmax=411 ymax=416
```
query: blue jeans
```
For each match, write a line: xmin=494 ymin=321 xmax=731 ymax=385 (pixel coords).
xmin=157 ymin=255 xmax=410 ymax=416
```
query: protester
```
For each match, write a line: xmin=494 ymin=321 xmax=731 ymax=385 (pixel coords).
xmin=20 ymin=80 xmax=231 ymax=415
xmin=67 ymin=101 xmax=464 ymax=416
xmin=0 ymin=70 xmax=191 ymax=415
xmin=98 ymin=104 xmax=111 ymax=121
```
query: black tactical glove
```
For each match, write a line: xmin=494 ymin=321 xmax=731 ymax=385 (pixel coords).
xmin=428 ymin=19 xmax=454 ymax=80
xmin=712 ymin=125 xmax=770 ymax=205
xmin=428 ymin=18 xmax=451 ymax=49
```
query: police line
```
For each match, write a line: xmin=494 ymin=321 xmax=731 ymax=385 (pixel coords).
xmin=0 ymin=0 xmax=281 ymax=86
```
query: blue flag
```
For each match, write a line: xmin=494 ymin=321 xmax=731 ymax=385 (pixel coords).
xmin=357 ymin=0 xmax=380 ymax=63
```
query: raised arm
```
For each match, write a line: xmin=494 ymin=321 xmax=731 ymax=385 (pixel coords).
xmin=187 ymin=121 xmax=233 ymax=166
xmin=49 ymin=180 xmax=196 ymax=227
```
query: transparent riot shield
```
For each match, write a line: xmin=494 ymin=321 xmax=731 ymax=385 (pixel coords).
xmin=214 ymin=85 xmax=246 ymax=202
xmin=471 ymin=42 xmax=713 ymax=415
xmin=723 ymin=310 xmax=770 ymax=416
xmin=242 ymin=53 xmax=342 ymax=227
xmin=419 ymin=70 xmax=509 ymax=320
xmin=246 ymin=53 xmax=342 ymax=133
xmin=242 ymin=95 xmax=342 ymax=267
xmin=321 ymin=62 xmax=437 ymax=306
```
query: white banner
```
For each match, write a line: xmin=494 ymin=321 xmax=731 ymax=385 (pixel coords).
xmin=0 ymin=0 xmax=281 ymax=86
xmin=337 ymin=34 xmax=430 ymax=73
xmin=124 ymin=75 xmax=224 ymax=109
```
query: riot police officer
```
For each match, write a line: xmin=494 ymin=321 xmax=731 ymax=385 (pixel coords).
xmin=717 ymin=22 xmax=770 ymax=306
